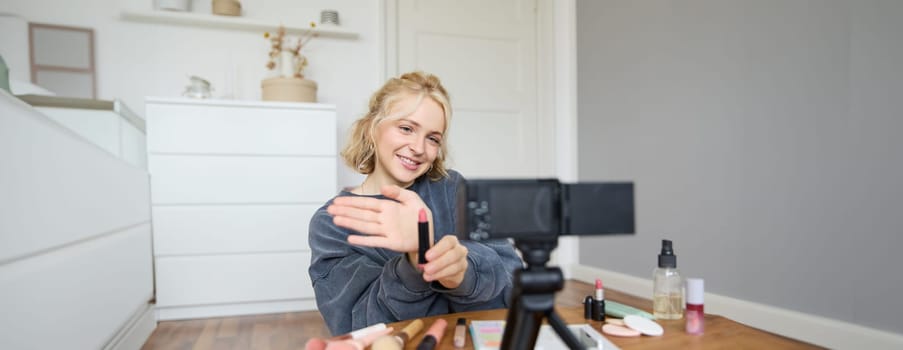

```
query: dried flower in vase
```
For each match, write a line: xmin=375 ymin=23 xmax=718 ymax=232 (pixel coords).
xmin=264 ymin=22 xmax=318 ymax=79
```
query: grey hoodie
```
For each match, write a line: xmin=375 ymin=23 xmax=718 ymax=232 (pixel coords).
xmin=308 ymin=170 xmax=523 ymax=335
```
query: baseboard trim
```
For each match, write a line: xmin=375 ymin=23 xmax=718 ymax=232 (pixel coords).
xmin=569 ymin=264 xmax=903 ymax=350
xmin=104 ymin=302 xmax=157 ymax=350
xmin=156 ymin=299 xmax=319 ymax=321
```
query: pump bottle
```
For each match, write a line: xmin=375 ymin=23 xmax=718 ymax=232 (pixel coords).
xmin=653 ymin=239 xmax=683 ymax=319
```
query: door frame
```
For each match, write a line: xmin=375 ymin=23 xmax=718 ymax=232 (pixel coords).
xmin=378 ymin=0 xmax=580 ymax=271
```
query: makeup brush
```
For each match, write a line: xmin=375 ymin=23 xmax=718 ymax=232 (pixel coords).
xmin=371 ymin=319 xmax=424 ymax=350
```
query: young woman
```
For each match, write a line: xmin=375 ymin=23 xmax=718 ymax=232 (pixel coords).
xmin=308 ymin=71 xmax=523 ymax=335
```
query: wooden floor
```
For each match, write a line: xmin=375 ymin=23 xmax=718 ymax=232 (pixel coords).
xmin=141 ymin=309 xmax=331 ymax=350
xmin=141 ymin=280 xmax=595 ymax=350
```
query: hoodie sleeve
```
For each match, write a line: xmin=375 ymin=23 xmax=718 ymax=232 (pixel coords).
xmin=308 ymin=206 xmax=442 ymax=335
xmin=437 ymin=237 xmax=522 ymax=311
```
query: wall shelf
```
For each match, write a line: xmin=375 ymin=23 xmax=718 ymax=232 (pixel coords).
xmin=120 ymin=10 xmax=358 ymax=39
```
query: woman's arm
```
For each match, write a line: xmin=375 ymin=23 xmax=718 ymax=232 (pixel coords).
xmin=435 ymin=236 xmax=522 ymax=308
xmin=308 ymin=208 xmax=440 ymax=335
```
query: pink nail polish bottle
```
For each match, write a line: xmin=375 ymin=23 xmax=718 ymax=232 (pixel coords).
xmin=685 ymin=278 xmax=704 ymax=335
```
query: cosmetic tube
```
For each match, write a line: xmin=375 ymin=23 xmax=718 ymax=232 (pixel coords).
xmin=418 ymin=209 xmax=429 ymax=267
xmin=584 ymin=296 xmax=593 ymax=319
xmin=415 ymin=318 xmax=447 ymax=350
xmin=592 ymin=279 xmax=606 ymax=321
xmin=348 ymin=323 xmax=387 ymax=340
xmin=453 ymin=318 xmax=466 ymax=348
xmin=685 ymin=278 xmax=704 ymax=334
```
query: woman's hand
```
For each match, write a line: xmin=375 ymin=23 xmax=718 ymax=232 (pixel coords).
xmin=422 ymin=235 xmax=469 ymax=289
xmin=328 ymin=185 xmax=431 ymax=254
xmin=329 ymin=184 xmax=469 ymax=288
xmin=304 ymin=327 xmax=394 ymax=350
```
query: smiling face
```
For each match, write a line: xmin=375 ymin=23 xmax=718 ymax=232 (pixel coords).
xmin=367 ymin=94 xmax=447 ymax=190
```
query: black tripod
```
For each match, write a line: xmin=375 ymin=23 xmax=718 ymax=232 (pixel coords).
xmin=500 ymin=238 xmax=583 ymax=350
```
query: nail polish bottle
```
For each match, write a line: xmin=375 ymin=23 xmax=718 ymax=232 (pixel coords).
xmin=685 ymin=278 xmax=704 ymax=334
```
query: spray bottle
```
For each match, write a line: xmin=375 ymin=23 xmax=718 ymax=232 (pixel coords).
xmin=653 ymin=239 xmax=683 ymax=319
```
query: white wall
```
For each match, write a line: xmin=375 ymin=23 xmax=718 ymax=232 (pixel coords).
xmin=3 ymin=0 xmax=380 ymax=188
xmin=576 ymin=0 xmax=902 ymax=339
xmin=0 ymin=13 xmax=30 ymax=82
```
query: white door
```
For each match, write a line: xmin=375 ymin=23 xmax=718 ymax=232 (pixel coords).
xmin=394 ymin=0 xmax=542 ymax=178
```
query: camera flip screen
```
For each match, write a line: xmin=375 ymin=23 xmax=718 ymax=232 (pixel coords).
xmin=456 ymin=179 xmax=634 ymax=241
xmin=486 ymin=181 xmax=559 ymax=236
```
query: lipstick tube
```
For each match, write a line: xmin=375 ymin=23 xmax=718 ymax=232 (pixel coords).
xmin=418 ymin=208 xmax=429 ymax=267
xmin=593 ymin=278 xmax=606 ymax=321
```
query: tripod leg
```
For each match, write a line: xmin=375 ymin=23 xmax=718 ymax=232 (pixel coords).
xmin=501 ymin=294 xmax=545 ymax=350
xmin=547 ymin=310 xmax=584 ymax=349
xmin=501 ymin=239 xmax=580 ymax=349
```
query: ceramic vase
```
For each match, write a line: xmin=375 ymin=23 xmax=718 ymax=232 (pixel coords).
xmin=261 ymin=77 xmax=317 ymax=103
xmin=279 ymin=51 xmax=295 ymax=78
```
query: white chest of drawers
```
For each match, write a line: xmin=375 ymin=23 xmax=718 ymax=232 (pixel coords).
xmin=145 ymin=97 xmax=336 ymax=320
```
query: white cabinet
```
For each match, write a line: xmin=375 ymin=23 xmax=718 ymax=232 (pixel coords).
xmin=145 ymin=97 xmax=336 ymax=320
xmin=18 ymin=95 xmax=148 ymax=169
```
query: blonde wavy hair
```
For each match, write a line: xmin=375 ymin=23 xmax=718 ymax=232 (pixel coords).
xmin=341 ymin=71 xmax=452 ymax=181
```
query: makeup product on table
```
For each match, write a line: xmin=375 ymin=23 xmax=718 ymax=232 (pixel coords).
xmin=304 ymin=327 xmax=393 ymax=350
xmin=605 ymin=300 xmax=656 ymax=319
xmin=592 ymin=278 xmax=606 ymax=321
xmin=685 ymin=278 xmax=705 ymax=335
xmin=653 ymin=239 xmax=683 ymax=320
xmin=601 ymin=323 xmax=641 ymax=337
xmin=453 ymin=318 xmax=466 ymax=348
xmin=418 ymin=208 xmax=429 ymax=268
xmin=396 ymin=319 xmax=425 ymax=343
xmin=583 ymin=296 xmax=593 ymax=319
xmin=320 ymin=323 xmax=387 ymax=342
xmin=624 ymin=315 xmax=664 ymax=336
xmin=604 ymin=318 xmax=626 ymax=326
xmin=415 ymin=318 xmax=448 ymax=350
xmin=335 ymin=328 xmax=394 ymax=350
xmin=348 ymin=323 xmax=387 ymax=340
xmin=468 ymin=320 xmax=504 ymax=349
xmin=371 ymin=319 xmax=424 ymax=350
